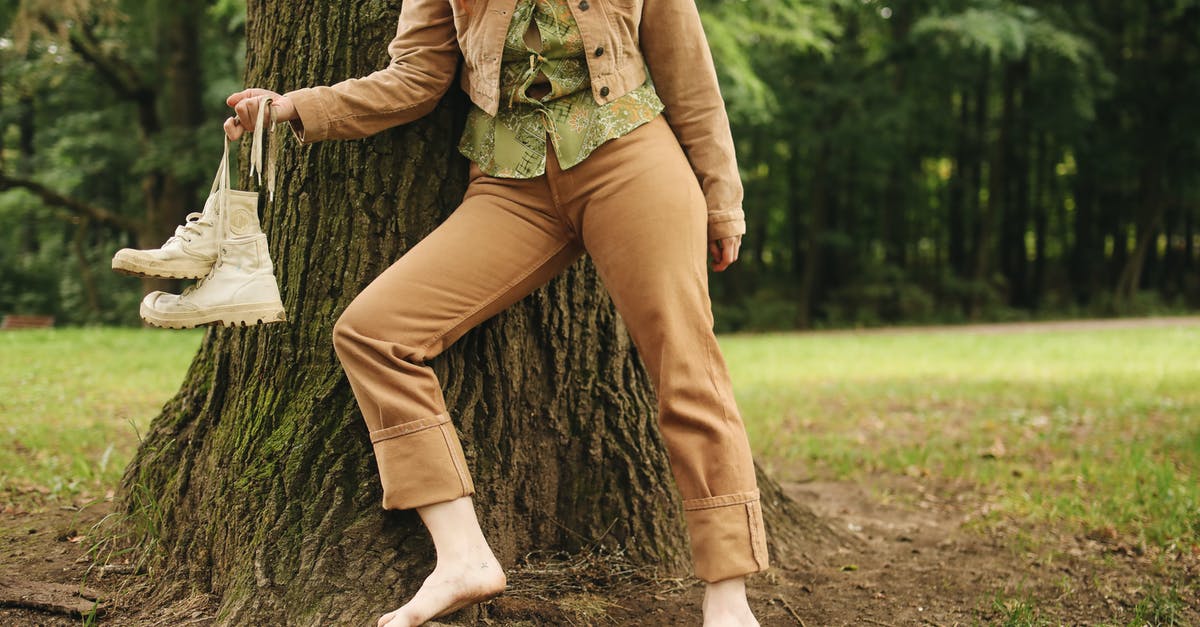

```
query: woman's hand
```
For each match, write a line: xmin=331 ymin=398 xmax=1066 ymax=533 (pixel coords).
xmin=224 ymin=88 xmax=298 ymax=140
xmin=708 ymin=235 xmax=742 ymax=272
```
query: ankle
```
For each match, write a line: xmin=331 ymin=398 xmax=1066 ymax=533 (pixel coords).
xmin=703 ymin=576 xmax=752 ymax=613
xmin=433 ymin=537 xmax=498 ymax=565
xmin=704 ymin=575 xmax=746 ymax=598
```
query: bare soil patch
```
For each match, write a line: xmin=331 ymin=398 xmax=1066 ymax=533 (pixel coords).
xmin=0 ymin=502 xmax=111 ymax=626
xmin=3 ymin=476 xmax=1195 ymax=625
xmin=777 ymin=477 xmax=1198 ymax=625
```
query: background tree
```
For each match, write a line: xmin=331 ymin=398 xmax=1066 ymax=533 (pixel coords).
xmin=107 ymin=1 xmax=825 ymax=623
xmin=2 ymin=0 xmax=1198 ymax=325
xmin=0 ymin=0 xmax=245 ymax=322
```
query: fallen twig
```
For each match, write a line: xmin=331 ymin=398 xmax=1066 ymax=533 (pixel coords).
xmin=773 ymin=596 xmax=806 ymax=625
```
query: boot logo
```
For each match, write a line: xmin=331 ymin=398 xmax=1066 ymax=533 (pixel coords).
xmin=228 ymin=210 xmax=253 ymax=235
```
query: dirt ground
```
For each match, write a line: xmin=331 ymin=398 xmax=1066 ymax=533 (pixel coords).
xmin=2 ymin=474 xmax=1196 ymax=626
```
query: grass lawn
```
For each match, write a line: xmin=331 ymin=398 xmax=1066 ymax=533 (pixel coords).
xmin=2 ymin=324 xmax=1198 ymax=557
xmin=721 ymin=324 xmax=1200 ymax=552
xmin=0 ymin=328 xmax=204 ymax=510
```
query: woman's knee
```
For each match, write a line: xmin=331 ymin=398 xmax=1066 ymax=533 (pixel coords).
xmin=331 ymin=293 xmax=431 ymax=364
xmin=331 ymin=299 xmax=369 ymax=359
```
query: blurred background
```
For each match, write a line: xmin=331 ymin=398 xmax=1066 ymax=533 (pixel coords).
xmin=1 ymin=0 xmax=1198 ymax=330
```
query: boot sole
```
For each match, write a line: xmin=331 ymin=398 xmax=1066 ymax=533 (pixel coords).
xmin=140 ymin=301 xmax=287 ymax=329
xmin=112 ymin=252 xmax=214 ymax=280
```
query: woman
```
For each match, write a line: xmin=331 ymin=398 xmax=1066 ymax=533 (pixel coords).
xmin=224 ymin=0 xmax=768 ymax=624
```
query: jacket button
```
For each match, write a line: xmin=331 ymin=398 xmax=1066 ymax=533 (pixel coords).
xmin=578 ymin=0 xmax=589 ymax=9
xmin=599 ymin=86 xmax=610 ymax=97
xmin=594 ymin=46 xmax=604 ymax=57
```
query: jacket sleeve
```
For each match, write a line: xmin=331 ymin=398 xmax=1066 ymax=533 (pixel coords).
xmin=639 ymin=0 xmax=745 ymax=241
xmin=283 ymin=0 xmax=460 ymax=144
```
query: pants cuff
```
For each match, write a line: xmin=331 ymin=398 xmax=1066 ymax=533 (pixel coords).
xmin=683 ymin=489 xmax=770 ymax=582
xmin=369 ymin=412 xmax=475 ymax=510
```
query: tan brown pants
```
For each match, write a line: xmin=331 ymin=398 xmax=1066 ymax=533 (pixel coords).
xmin=331 ymin=114 xmax=769 ymax=583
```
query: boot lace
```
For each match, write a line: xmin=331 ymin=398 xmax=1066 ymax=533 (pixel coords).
xmin=181 ymin=245 xmax=226 ymax=299
xmin=166 ymin=212 xmax=214 ymax=245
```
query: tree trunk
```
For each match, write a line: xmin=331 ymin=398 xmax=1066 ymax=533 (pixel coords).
xmin=947 ymin=89 xmax=969 ymax=279
xmin=17 ymin=91 xmax=39 ymax=255
xmin=968 ymin=57 xmax=992 ymax=319
xmin=797 ymin=138 xmax=831 ymax=329
xmin=1186 ymin=209 xmax=1195 ymax=275
xmin=1000 ymin=58 xmax=1030 ymax=309
xmin=132 ymin=0 xmax=209 ymax=298
xmin=1030 ymin=132 xmax=1049 ymax=311
xmin=1115 ymin=206 xmax=1165 ymax=305
xmin=112 ymin=2 xmax=826 ymax=624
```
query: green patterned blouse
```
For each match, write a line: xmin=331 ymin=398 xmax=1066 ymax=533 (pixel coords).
xmin=457 ymin=0 xmax=664 ymax=178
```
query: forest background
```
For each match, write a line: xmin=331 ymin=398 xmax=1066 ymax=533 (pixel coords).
xmin=1 ymin=0 xmax=1198 ymax=332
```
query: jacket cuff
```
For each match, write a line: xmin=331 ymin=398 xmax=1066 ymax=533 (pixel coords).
xmin=283 ymin=87 xmax=330 ymax=144
xmin=707 ymin=206 xmax=746 ymax=241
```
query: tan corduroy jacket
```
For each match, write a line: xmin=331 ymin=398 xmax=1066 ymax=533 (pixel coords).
xmin=284 ymin=0 xmax=745 ymax=240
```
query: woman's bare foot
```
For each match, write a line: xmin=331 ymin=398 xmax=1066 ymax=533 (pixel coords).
xmin=375 ymin=496 xmax=507 ymax=627
xmin=376 ymin=552 xmax=506 ymax=627
xmin=702 ymin=576 xmax=759 ymax=627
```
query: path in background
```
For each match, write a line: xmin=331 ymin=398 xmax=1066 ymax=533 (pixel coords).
xmin=791 ymin=314 xmax=1200 ymax=336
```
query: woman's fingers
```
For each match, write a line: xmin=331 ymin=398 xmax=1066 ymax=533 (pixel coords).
xmin=224 ymin=88 xmax=290 ymax=140
xmin=226 ymin=87 xmax=273 ymax=107
xmin=709 ymin=236 xmax=742 ymax=272
xmin=723 ymin=236 xmax=741 ymax=263
xmin=234 ymin=97 xmax=260 ymax=133
xmin=223 ymin=116 xmax=244 ymax=141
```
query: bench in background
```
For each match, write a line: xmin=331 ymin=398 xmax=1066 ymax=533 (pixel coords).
xmin=1 ymin=315 xmax=56 ymax=330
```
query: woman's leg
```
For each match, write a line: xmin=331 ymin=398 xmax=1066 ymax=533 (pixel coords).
xmin=556 ymin=117 xmax=767 ymax=623
xmin=330 ymin=167 xmax=583 ymax=626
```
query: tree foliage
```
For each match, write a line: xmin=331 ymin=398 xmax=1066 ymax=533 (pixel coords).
xmin=2 ymin=0 xmax=1198 ymax=328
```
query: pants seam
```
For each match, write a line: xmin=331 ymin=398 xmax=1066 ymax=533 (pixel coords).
xmin=417 ymin=239 xmax=572 ymax=354
xmin=694 ymin=191 xmax=736 ymax=438
xmin=747 ymin=501 xmax=769 ymax=569
xmin=439 ymin=422 xmax=472 ymax=495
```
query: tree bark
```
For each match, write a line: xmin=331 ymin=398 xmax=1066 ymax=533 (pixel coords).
xmin=113 ymin=2 xmax=826 ymax=624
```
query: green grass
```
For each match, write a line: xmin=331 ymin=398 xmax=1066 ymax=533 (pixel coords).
xmin=719 ymin=324 xmax=1200 ymax=550
xmin=2 ymin=323 xmax=1198 ymax=556
xmin=1129 ymin=584 xmax=1189 ymax=626
xmin=986 ymin=589 xmax=1050 ymax=627
xmin=0 ymin=328 xmax=204 ymax=510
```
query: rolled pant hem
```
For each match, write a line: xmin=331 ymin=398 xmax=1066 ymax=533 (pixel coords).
xmin=683 ymin=491 xmax=771 ymax=583
xmin=371 ymin=412 xmax=476 ymax=510
xmin=683 ymin=489 xmax=760 ymax=511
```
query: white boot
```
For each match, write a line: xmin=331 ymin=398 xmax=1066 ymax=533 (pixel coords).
xmin=113 ymin=98 xmax=276 ymax=279
xmin=139 ymin=233 xmax=286 ymax=329
xmin=110 ymin=189 xmax=261 ymax=279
